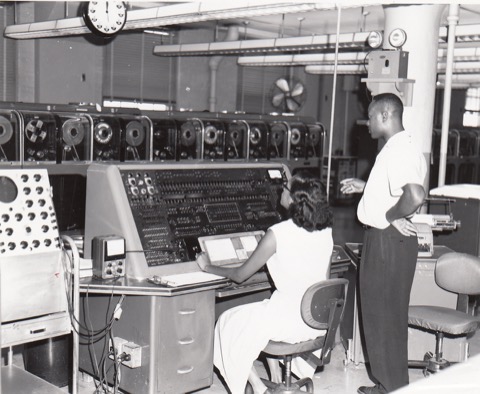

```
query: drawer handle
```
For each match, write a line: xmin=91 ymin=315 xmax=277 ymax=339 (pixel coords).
xmin=30 ymin=327 xmax=46 ymax=335
xmin=179 ymin=309 xmax=195 ymax=315
xmin=178 ymin=337 xmax=194 ymax=345
xmin=177 ymin=366 xmax=194 ymax=374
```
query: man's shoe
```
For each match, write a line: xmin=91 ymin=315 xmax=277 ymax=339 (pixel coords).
xmin=357 ymin=386 xmax=385 ymax=394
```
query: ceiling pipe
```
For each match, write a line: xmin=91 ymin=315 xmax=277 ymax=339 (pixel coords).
xmin=209 ymin=26 xmax=239 ymax=112
xmin=438 ymin=4 xmax=459 ymax=187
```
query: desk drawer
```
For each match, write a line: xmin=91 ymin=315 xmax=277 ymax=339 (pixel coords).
xmin=2 ymin=312 xmax=71 ymax=347
xmin=155 ymin=291 xmax=215 ymax=394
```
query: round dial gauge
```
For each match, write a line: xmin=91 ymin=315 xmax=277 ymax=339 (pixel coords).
xmin=83 ymin=1 xmax=127 ymax=37
xmin=389 ymin=28 xmax=407 ymax=48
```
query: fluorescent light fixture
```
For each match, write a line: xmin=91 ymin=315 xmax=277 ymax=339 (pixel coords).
xmin=154 ymin=32 xmax=370 ymax=56
xmin=305 ymin=65 xmax=367 ymax=74
xmin=238 ymin=52 xmax=368 ymax=66
xmin=241 ymin=46 xmax=480 ymax=69
xmin=4 ymin=17 xmax=90 ymax=39
xmin=125 ymin=1 xmax=323 ymax=30
xmin=437 ymin=74 xmax=480 ymax=88
xmin=104 ymin=100 xmax=170 ymax=111
xmin=143 ymin=29 xmax=170 ymax=36
xmin=437 ymin=47 xmax=480 ymax=62
xmin=439 ymin=24 xmax=480 ymax=47
xmin=437 ymin=61 xmax=480 ymax=73
xmin=151 ymin=22 xmax=480 ymax=57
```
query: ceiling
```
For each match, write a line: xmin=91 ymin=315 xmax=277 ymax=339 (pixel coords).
xmin=5 ymin=2 xmax=480 ymax=86
xmin=127 ymin=2 xmax=480 ymax=38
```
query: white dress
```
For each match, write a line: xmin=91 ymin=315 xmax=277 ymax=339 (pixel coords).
xmin=213 ymin=219 xmax=333 ymax=394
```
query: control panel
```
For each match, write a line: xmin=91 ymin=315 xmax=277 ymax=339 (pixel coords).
xmin=84 ymin=162 xmax=289 ymax=279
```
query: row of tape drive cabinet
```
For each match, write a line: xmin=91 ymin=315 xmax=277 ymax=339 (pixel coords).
xmin=0 ymin=103 xmax=325 ymax=164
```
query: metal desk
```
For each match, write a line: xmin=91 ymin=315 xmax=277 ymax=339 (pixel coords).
xmin=78 ymin=276 xmax=228 ymax=394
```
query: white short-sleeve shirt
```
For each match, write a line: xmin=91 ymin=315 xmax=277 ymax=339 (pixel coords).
xmin=357 ymin=130 xmax=427 ymax=229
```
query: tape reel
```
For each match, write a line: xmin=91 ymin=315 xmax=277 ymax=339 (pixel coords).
xmin=25 ymin=119 xmax=48 ymax=143
xmin=290 ymin=127 xmax=301 ymax=146
xmin=249 ymin=126 xmax=262 ymax=145
xmin=94 ymin=122 xmax=113 ymax=144
xmin=62 ymin=118 xmax=87 ymax=146
xmin=180 ymin=122 xmax=196 ymax=147
xmin=204 ymin=125 xmax=218 ymax=145
xmin=227 ymin=123 xmax=244 ymax=146
xmin=270 ymin=124 xmax=285 ymax=146
xmin=308 ymin=128 xmax=321 ymax=145
xmin=125 ymin=121 xmax=145 ymax=147
xmin=0 ymin=116 xmax=14 ymax=145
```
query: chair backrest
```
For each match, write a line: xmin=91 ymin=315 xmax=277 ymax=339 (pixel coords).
xmin=435 ymin=252 xmax=480 ymax=295
xmin=300 ymin=278 xmax=348 ymax=364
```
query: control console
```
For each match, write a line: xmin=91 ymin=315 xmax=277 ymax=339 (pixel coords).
xmin=84 ymin=162 xmax=289 ymax=279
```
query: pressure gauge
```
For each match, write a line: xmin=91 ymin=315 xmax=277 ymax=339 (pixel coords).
xmin=389 ymin=28 xmax=407 ymax=48
xmin=83 ymin=1 xmax=127 ymax=37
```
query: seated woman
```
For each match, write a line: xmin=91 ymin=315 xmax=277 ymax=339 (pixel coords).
xmin=196 ymin=172 xmax=334 ymax=394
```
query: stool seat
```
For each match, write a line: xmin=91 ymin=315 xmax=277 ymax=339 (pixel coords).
xmin=264 ymin=337 xmax=326 ymax=357
xmin=409 ymin=305 xmax=480 ymax=336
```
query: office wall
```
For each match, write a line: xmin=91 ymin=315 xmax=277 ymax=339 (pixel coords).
xmin=37 ymin=36 xmax=103 ymax=105
xmin=5 ymin=1 xmax=367 ymax=160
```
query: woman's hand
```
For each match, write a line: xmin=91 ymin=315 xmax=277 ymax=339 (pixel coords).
xmin=195 ymin=252 xmax=211 ymax=271
xmin=340 ymin=178 xmax=366 ymax=194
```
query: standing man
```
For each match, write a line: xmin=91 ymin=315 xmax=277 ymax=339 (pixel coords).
xmin=340 ymin=93 xmax=427 ymax=394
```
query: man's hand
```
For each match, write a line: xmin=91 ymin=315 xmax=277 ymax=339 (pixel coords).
xmin=390 ymin=218 xmax=418 ymax=236
xmin=340 ymin=178 xmax=366 ymax=194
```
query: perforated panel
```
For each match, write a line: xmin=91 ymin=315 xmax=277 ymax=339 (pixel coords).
xmin=0 ymin=169 xmax=60 ymax=256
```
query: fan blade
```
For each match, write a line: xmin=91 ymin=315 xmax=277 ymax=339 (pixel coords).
xmin=286 ymin=97 xmax=300 ymax=112
xmin=272 ymin=93 xmax=285 ymax=107
xmin=291 ymin=83 xmax=304 ymax=97
xmin=275 ymin=78 xmax=290 ymax=93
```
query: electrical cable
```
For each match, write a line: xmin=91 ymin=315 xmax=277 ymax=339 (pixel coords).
xmin=60 ymin=235 xmax=80 ymax=394
xmin=61 ymin=240 xmax=126 ymax=393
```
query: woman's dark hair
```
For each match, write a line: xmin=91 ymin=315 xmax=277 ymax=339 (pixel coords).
xmin=288 ymin=172 xmax=333 ymax=232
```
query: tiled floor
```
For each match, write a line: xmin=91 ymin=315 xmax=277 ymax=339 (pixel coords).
xmin=11 ymin=204 xmax=480 ymax=393
xmin=71 ymin=329 xmax=480 ymax=394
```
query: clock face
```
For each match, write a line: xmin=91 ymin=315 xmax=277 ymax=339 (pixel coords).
xmin=84 ymin=1 xmax=127 ymax=37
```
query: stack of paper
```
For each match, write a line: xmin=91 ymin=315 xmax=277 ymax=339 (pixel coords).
xmin=150 ymin=271 xmax=226 ymax=287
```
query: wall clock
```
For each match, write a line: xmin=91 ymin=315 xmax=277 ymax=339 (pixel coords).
xmin=83 ymin=1 xmax=127 ymax=37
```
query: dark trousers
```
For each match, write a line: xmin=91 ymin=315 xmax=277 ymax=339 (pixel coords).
xmin=359 ymin=226 xmax=418 ymax=393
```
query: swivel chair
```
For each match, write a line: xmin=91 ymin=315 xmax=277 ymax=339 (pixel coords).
xmin=408 ymin=252 xmax=480 ymax=375
xmin=260 ymin=278 xmax=348 ymax=394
